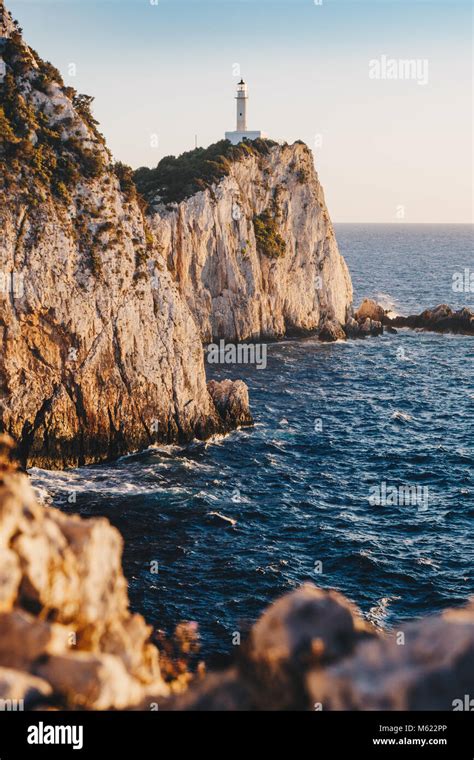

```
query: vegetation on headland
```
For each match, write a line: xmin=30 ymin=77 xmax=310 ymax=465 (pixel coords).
xmin=0 ymin=31 xmax=106 ymax=203
xmin=253 ymin=207 xmax=286 ymax=259
xmin=0 ymin=25 xmax=155 ymax=280
xmin=134 ymin=137 xmax=279 ymax=206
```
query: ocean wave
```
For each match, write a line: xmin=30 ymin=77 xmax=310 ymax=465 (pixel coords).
xmin=29 ymin=466 xmax=188 ymax=498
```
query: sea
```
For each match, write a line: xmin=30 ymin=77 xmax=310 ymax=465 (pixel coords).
xmin=31 ymin=223 xmax=474 ymax=662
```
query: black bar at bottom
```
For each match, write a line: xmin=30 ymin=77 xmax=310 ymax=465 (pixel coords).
xmin=0 ymin=710 xmax=471 ymax=757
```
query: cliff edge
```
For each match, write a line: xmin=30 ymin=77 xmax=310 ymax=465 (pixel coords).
xmin=138 ymin=139 xmax=353 ymax=342
xmin=0 ymin=2 xmax=251 ymax=468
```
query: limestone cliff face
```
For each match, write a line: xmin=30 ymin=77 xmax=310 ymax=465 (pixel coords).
xmin=0 ymin=2 xmax=250 ymax=469
xmin=148 ymin=141 xmax=353 ymax=342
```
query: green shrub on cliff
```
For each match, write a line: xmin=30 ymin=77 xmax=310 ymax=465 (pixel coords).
xmin=253 ymin=209 xmax=286 ymax=260
xmin=0 ymin=39 xmax=105 ymax=201
xmin=0 ymin=106 xmax=21 ymax=147
xmin=114 ymin=162 xmax=137 ymax=201
xmin=134 ymin=137 xmax=278 ymax=206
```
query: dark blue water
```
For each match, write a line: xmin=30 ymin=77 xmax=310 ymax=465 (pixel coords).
xmin=31 ymin=224 xmax=474 ymax=660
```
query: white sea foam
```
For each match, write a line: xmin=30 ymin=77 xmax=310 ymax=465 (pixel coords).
xmin=375 ymin=291 xmax=400 ymax=318
xmin=28 ymin=466 xmax=180 ymax=498
xmin=366 ymin=595 xmax=401 ymax=628
xmin=391 ymin=410 xmax=413 ymax=422
xmin=416 ymin=557 xmax=440 ymax=569
xmin=207 ymin=511 xmax=237 ymax=527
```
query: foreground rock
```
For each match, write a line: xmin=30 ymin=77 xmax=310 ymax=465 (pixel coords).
xmin=0 ymin=667 xmax=52 ymax=708
xmin=388 ymin=304 xmax=474 ymax=335
xmin=307 ymin=603 xmax=474 ymax=710
xmin=0 ymin=3 xmax=250 ymax=468
xmin=151 ymin=584 xmax=474 ymax=711
xmin=0 ymin=436 xmax=168 ymax=709
xmin=1 ymin=449 xmax=472 ymax=711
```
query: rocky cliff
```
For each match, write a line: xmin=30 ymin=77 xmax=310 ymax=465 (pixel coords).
xmin=0 ymin=443 xmax=472 ymax=711
xmin=0 ymin=436 xmax=169 ymax=709
xmin=0 ymin=2 xmax=250 ymax=469
xmin=138 ymin=139 xmax=353 ymax=342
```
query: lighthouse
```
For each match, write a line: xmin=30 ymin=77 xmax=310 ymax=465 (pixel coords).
xmin=225 ymin=80 xmax=266 ymax=146
xmin=236 ymin=79 xmax=247 ymax=130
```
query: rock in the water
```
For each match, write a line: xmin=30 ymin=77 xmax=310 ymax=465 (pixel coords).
xmin=354 ymin=298 xmax=386 ymax=324
xmin=360 ymin=317 xmax=383 ymax=336
xmin=388 ymin=304 xmax=474 ymax=335
xmin=344 ymin=300 xmax=385 ymax=338
xmin=344 ymin=316 xmax=361 ymax=338
xmin=318 ymin=320 xmax=347 ymax=342
xmin=207 ymin=379 xmax=252 ymax=428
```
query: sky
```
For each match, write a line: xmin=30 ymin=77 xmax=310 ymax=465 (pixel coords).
xmin=7 ymin=0 xmax=473 ymax=222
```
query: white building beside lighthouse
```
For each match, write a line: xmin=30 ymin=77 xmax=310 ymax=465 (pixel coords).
xmin=225 ymin=80 xmax=266 ymax=145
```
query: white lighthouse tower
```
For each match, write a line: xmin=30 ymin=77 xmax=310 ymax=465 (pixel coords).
xmin=225 ymin=80 xmax=266 ymax=146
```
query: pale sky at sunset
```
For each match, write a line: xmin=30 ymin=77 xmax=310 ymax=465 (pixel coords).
xmin=7 ymin=0 xmax=473 ymax=222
